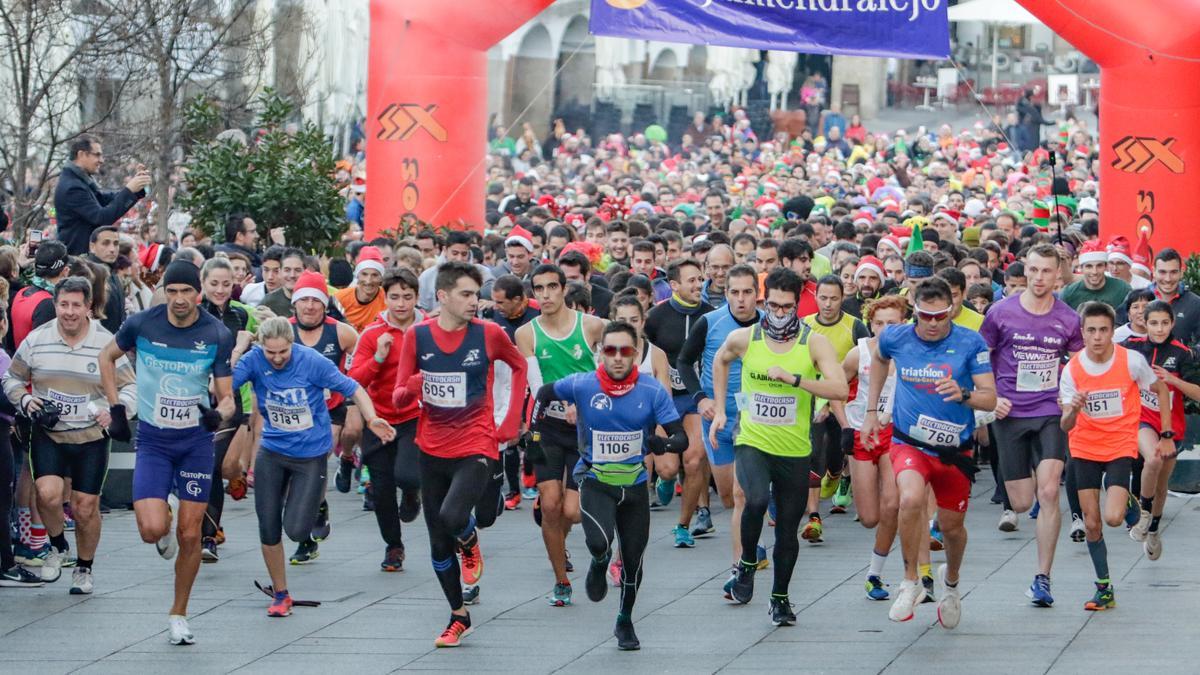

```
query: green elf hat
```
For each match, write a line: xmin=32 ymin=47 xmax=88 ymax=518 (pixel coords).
xmin=1031 ymin=200 xmax=1050 ymax=229
xmin=1053 ymin=196 xmax=1077 ymax=219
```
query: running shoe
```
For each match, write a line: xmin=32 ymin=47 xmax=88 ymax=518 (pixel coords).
xmin=462 ymin=584 xmax=480 ymax=605
xmin=63 ymin=503 xmax=75 ymax=532
xmin=936 ymin=564 xmax=961 ymax=629
xmin=1129 ymin=509 xmax=1152 ymax=542
xmin=168 ymin=615 xmax=195 ymax=645
xmin=655 ymin=477 xmax=676 ymax=507
xmin=889 ymin=579 xmax=922 ymax=622
xmin=226 ymin=474 xmax=247 ymax=501
xmin=435 ymin=614 xmax=472 ymax=647
xmin=70 ymin=568 xmax=94 ymax=595
xmin=0 ymin=565 xmax=43 ymax=587
xmin=289 ymin=539 xmax=319 ymax=565
xmin=522 ymin=472 xmax=536 ymax=490
xmin=1145 ymin=531 xmax=1163 ymax=560
xmin=547 ymin=582 xmax=573 ymax=607
xmin=998 ymin=509 xmax=1018 ymax=532
xmin=769 ymin=595 xmax=796 ymax=626
xmin=607 ymin=556 xmax=624 ymax=586
xmin=586 ymin=555 xmax=610 ymax=602
xmin=60 ymin=547 xmax=77 ymax=568
xmin=1124 ymin=495 xmax=1141 ymax=529
xmin=361 ymin=490 xmax=375 ymax=512
xmin=335 ymin=457 xmax=354 ymax=493
xmin=865 ymin=575 xmax=889 ymax=601
xmin=357 ymin=466 xmax=371 ymax=494
xmin=929 ymin=520 xmax=945 ymax=551
xmin=832 ymin=475 xmax=852 ymax=510
xmin=723 ymin=567 xmax=737 ymax=600
xmin=819 ymin=473 xmax=838 ymax=500
xmin=756 ymin=544 xmax=770 ymax=570
xmin=215 ymin=527 xmax=226 ymax=546
xmin=311 ymin=501 xmax=331 ymax=542
xmin=672 ymin=524 xmax=695 ymax=548
xmin=767 ymin=493 xmax=777 ymax=527
xmin=614 ymin=616 xmax=640 ymax=650
xmin=521 ymin=487 xmax=538 ymax=501
xmin=1070 ymin=515 xmax=1086 ymax=542
xmin=267 ymin=593 xmax=293 ymax=617
xmin=691 ymin=507 xmax=715 ymax=537
xmin=41 ymin=546 xmax=63 ymax=583
xmin=380 ymin=546 xmax=404 ymax=572
xmin=201 ymin=537 xmax=219 ymax=563
xmin=399 ymin=490 xmax=422 ymax=522
xmin=729 ymin=562 xmax=756 ymax=604
xmin=921 ymin=575 xmax=936 ymax=604
xmin=14 ymin=543 xmax=47 ymax=567
xmin=801 ymin=515 xmax=823 ymax=543
xmin=1084 ymin=582 xmax=1115 ymax=611
xmin=459 ymin=536 xmax=483 ymax=585
xmin=157 ymin=494 xmax=179 ymax=560
xmin=1027 ymin=573 xmax=1053 ymax=607
xmin=565 ymin=548 xmax=574 ymax=573
xmin=503 ymin=492 xmax=522 ymax=511
xmin=1029 ymin=501 xmax=1040 ymax=520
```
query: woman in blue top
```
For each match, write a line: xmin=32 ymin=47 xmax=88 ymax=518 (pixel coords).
xmin=233 ymin=317 xmax=395 ymax=618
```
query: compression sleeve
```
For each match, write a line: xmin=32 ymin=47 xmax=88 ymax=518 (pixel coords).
xmin=676 ymin=316 xmax=708 ymax=397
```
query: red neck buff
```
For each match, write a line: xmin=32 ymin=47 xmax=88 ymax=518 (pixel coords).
xmin=596 ymin=364 xmax=639 ymax=397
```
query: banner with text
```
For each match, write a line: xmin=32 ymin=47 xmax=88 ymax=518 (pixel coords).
xmin=590 ymin=0 xmax=949 ymax=60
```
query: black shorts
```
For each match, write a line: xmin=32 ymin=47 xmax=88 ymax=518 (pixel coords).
xmin=994 ymin=415 xmax=1068 ymax=482
xmin=534 ymin=423 xmax=580 ymax=490
xmin=29 ymin=427 xmax=109 ymax=495
xmin=1071 ymin=456 xmax=1133 ymax=492
xmin=329 ymin=402 xmax=348 ymax=427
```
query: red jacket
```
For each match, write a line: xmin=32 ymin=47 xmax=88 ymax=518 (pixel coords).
xmin=348 ymin=310 xmax=423 ymax=425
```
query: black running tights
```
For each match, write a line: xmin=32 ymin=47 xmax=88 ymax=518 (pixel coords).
xmin=736 ymin=445 xmax=810 ymax=597
xmin=420 ymin=453 xmax=491 ymax=611
xmin=580 ymin=476 xmax=650 ymax=617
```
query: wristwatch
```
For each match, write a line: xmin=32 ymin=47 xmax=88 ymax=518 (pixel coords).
xmin=792 ymin=373 xmax=803 ymax=387
xmin=962 ymin=388 xmax=973 ymax=403
xmin=1160 ymin=430 xmax=1176 ymax=440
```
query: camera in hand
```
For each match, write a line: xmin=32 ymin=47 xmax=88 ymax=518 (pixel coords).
xmin=31 ymin=400 xmax=62 ymax=429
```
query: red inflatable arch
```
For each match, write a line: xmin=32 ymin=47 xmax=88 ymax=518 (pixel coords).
xmin=365 ymin=0 xmax=554 ymax=238
xmin=1016 ymin=0 xmax=1200 ymax=254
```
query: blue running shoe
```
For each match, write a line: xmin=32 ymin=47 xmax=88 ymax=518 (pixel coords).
xmin=1026 ymin=573 xmax=1054 ymax=607
xmin=521 ymin=487 xmax=538 ymax=501
xmin=1030 ymin=501 xmax=1040 ymax=520
xmin=722 ymin=567 xmax=737 ymax=599
xmin=1124 ymin=495 xmax=1140 ymax=529
xmin=755 ymin=544 xmax=770 ymax=570
xmin=691 ymin=507 xmax=714 ymax=537
xmin=547 ymin=582 xmax=573 ymax=607
xmin=655 ymin=477 xmax=676 ymax=508
xmin=865 ymin=575 xmax=889 ymax=601
xmin=929 ymin=520 xmax=944 ymax=551
xmin=672 ymin=524 xmax=695 ymax=548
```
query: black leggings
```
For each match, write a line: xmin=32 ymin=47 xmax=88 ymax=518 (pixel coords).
xmin=809 ymin=416 xmax=843 ymax=484
xmin=580 ymin=476 xmax=650 ymax=617
xmin=736 ymin=445 xmax=810 ymax=597
xmin=0 ymin=422 xmax=14 ymax=570
xmin=503 ymin=444 xmax=522 ymax=495
xmin=420 ymin=453 xmax=491 ymax=611
xmin=253 ymin=449 xmax=327 ymax=546
xmin=361 ymin=420 xmax=421 ymax=549
xmin=203 ymin=426 xmax=238 ymax=539
xmin=475 ymin=456 xmax=505 ymax=528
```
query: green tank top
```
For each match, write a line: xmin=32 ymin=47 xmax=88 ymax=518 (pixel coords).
xmin=532 ymin=311 xmax=595 ymax=382
xmin=736 ymin=324 xmax=818 ymax=458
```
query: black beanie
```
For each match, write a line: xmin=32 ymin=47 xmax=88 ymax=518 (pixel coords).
xmin=162 ymin=260 xmax=201 ymax=292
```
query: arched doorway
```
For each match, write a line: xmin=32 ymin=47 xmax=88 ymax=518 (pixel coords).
xmin=508 ymin=24 xmax=555 ymax=137
xmin=648 ymin=48 xmax=679 ymax=82
xmin=554 ymin=15 xmax=595 ymax=135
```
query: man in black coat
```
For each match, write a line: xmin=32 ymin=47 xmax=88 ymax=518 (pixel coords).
xmin=53 ymin=134 xmax=149 ymax=255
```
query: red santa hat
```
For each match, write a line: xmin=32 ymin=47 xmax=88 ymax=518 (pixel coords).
xmin=1078 ymin=239 xmax=1108 ymax=265
xmin=855 ymin=255 xmax=885 ymax=282
xmin=291 ymin=270 xmax=329 ymax=306
xmin=878 ymin=235 xmax=904 ymax=258
xmin=350 ymin=176 xmax=366 ymax=194
xmin=755 ymin=197 xmax=781 ymax=215
xmin=1132 ymin=227 xmax=1153 ymax=276
xmin=852 ymin=210 xmax=874 ymax=228
xmin=1106 ymin=236 xmax=1134 ymax=267
xmin=505 ymin=224 xmax=535 ymax=252
xmin=354 ymin=246 xmax=386 ymax=277
xmin=931 ymin=210 xmax=960 ymax=227
xmin=139 ymin=242 xmax=167 ymax=272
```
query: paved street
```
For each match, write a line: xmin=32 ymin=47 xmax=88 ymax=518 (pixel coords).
xmin=3 ymin=461 xmax=1198 ymax=674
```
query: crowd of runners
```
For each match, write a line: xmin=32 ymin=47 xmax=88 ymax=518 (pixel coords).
xmin=1 ymin=112 xmax=1197 ymax=651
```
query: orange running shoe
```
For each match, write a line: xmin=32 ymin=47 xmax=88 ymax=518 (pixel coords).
xmin=459 ymin=536 xmax=483 ymax=586
xmin=435 ymin=614 xmax=472 ymax=647
xmin=267 ymin=593 xmax=293 ymax=617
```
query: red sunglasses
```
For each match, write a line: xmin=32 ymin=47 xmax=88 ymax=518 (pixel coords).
xmin=601 ymin=345 xmax=637 ymax=357
xmin=914 ymin=305 xmax=952 ymax=322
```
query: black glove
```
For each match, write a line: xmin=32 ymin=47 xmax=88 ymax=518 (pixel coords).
xmin=31 ymin=401 xmax=61 ymax=430
xmin=646 ymin=435 xmax=669 ymax=456
xmin=197 ymin=403 xmax=223 ymax=432
xmin=108 ymin=404 xmax=132 ymax=443
xmin=524 ymin=430 xmax=546 ymax=465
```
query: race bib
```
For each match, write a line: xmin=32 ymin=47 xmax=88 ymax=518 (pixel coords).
xmin=266 ymin=400 xmax=314 ymax=431
xmin=545 ymin=400 xmax=569 ymax=420
xmin=876 ymin=392 xmax=890 ymax=413
xmin=747 ymin=392 xmax=797 ymax=426
xmin=47 ymin=389 xmax=89 ymax=424
xmin=592 ymin=430 xmax=643 ymax=462
xmin=668 ymin=366 xmax=684 ymax=390
xmin=154 ymin=394 xmax=201 ymax=429
xmin=421 ymin=371 xmax=466 ymax=408
xmin=1016 ymin=359 xmax=1058 ymax=392
xmin=1084 ymin=389 xmax=1123 ymax=419
xmin=1140 ymin=388 xmax=1160 ymax=412
xmin=908 ymin=414 xmax=966 ymax=447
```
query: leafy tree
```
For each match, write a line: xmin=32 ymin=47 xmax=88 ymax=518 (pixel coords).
xmin=179 ymin=88 xmax=344 ymax=251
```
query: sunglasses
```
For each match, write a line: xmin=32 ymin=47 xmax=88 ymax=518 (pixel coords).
xmin=914 ymin=305 xmax=952 ymax=322
xmin=601 ymin=345 xmax=637 ymax=358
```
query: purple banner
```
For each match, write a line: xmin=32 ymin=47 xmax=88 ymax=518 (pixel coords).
xmin=590 ymin=0 xmax=950 ymax=60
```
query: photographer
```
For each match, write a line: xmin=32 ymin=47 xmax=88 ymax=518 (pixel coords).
xmin=53 ymin=135 xmax=150 ymax=256
xmin=1 ymin=277 xmax=137 ymax=593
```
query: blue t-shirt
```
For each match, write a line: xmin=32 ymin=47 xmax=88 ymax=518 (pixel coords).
xmin=878 ymin=323 xmax=990 ymax=449
xmin=553 ymin=372 xmax=679 ymax=486
xmin=234 ymin=344 xmax=359 ymax=458
xmin=114 ymin=305 xmax=234 ymax=442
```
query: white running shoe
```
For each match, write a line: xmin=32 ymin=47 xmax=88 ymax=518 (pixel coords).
xmin=70 ymin=568 xmax=94 ymax=595
xmin=888 ymin=579 xmax=922 ymax=622
xmin=936 ymin=564 xmax=961 ymax=629
xmin=168 ymin=614 xmax=195 ymax=645
xmin=1070 ymin=515 xmax=1086 ymax=542
xmin=41 ymin=547 xmax=63 ymax=583
xmin=998 ymin=509 xmax=1018 ymax=532
xmin=157 ymin=494 xmax=179 ymax=560
xmin=1129 ymin=510 xmax=1152 ymax=542
xmin=1145 ymin=531 xmax=1163 ymax=561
